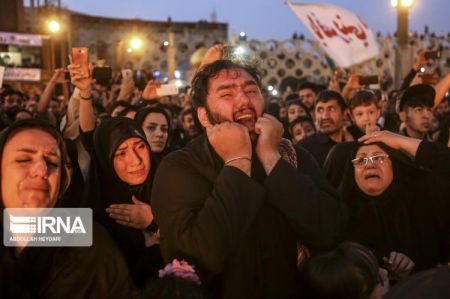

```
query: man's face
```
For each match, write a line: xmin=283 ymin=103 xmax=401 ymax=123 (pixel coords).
xmin=315 ymin=99 xmax=345 ymax=135
xmin=351 ymin=104 xmax=380 ymax=132
xmin=199 ymin=68 xmax=264 ymax=133
xmin=48 ymin=100 xmax=60 ymax=115
xmin=299 ymin=88 xmax=316 ymax=109
xmin=353 ymin=144 xmax=393 ymax=196
xmin=182 ymin=113 xmax=198 ymax=137
xmin=1 ymin=129 xmax=61 ymax=208
xmin=402 ymin=105 xmax=433 ymax=135
xmin=3 ymin=94 xmax=22 ymax=110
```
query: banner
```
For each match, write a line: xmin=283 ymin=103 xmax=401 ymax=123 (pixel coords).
xmin=287 ymin=1 xmax=379 ymax=67
xmin=4 ymin=68 xmax=41 ymax=81
xmin=0 ymin=31 xmax=45 ymax=47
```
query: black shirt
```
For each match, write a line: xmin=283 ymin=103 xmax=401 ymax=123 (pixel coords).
xmin=297 ymin=132 xmax=338 ymax=167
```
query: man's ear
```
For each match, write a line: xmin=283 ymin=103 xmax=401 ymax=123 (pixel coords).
xmin=376 ymin=109 xmax=381 ymax=119
xmin=197 ymin=107 xmax=211 ymax=128
xmin=399 ymin=110 xmax=406 ymax=122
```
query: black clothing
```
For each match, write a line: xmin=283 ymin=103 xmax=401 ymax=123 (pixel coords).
xmin=297 ymin=132 xmax=338 ymax=166
xmin=385 ymin=265 xmax=450 ymax=299
xmin=60 ymin=138 xmax=85 ymax=207
xmin=152 ymin=134 xmax=347 ymax=298
xmin=82 ymin=117 xmax=163 ymax=288
xmin=346 ymin=125 xmax=365 ymax=140
xmin=325 ymin=140 xmax=450 ymax=272
xmin=0 ymin=223 xmax=137 ymax=299
xmin=0 ymin=119 xmax=135 ymax=298
xmin=400 ymin=68 xmax=418 ymax=90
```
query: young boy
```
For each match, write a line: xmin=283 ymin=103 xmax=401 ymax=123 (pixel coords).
xmin=348 ymin=90 xmax=381 ymax=138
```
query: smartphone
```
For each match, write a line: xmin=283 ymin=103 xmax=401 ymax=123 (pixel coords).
xmin=134 ymin=70 xmax=147 ymax=91
xmin=92 ymin=66 xmax=112 ymax=86
xmin=71 ymin=47 xmax=89 ymax=75
xmin=424 ymin=50 xmax=441 ymax=60
xmin=420 ymin=73 xmax=439 ymax=85
xmin=359 ymin=75 xmax=379 ymax=85
xmin=156 ymin=84 xmax=179 ymax=96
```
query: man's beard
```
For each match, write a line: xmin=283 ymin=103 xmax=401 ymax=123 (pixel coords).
xmin=5 ymin=106 xmax=20 ymax=120
xmin=204 ymin=104 xmax=259 ymax=143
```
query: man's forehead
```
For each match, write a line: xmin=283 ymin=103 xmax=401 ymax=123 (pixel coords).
xmin=356 ymin=144 xmax=385 ymax=156
xmin=316 ymin=99 xmax=340 ymax=108
xmin=208 ymin=68 xmax=255 ymax=86
xmin=300 ymin=88 xmax=315 ymax=95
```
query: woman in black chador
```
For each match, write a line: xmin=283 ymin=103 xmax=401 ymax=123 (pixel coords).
xmin=82 ymin=117 xmax=164 ymax=288
xmin=325 ymin=131 xmax=450 ymax=278
xmin=0 ymin=119 xmax=135 ymax=298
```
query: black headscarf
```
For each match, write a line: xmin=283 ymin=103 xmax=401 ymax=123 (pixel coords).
xmin=0 ymin=119 xmax=70 ymax=209
xmin=60 ymin=138 xmax=85 ymax=207
xmin=325 ymin=141 xmax=449 ymax=271
xmin=83 ymin=116 xmax=161 ymax=287
xmin=135 ymin=105 xmax=173 ymax=164
xmin=0 ymin=119 xmax=70 ymax=297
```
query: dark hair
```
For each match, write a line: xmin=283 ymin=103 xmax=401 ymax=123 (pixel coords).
xmin=108 ymin=100 xmax=131 ymax=114
xmin=0 ymin=119 xmax=70 ymax=205
xmin=135 ymin=106 xmax=173 ymax=146
xmin=349 ymin=90 xmax=379 ymax=112
xmin=301 ymin=242 xmax=380 ymax=299
xmin=286 ymin=99 xmax=313 ymax=120
xmin=399 ymin=84 xmax=435 ymax=111
xmin=289 ymin=116 xmax=315 ymax=135
xmin=298 ymin=82 xmax=317 ymax=93
xmin=190 ymin=60 xmax=262 ymax=110
xmin=316 ymin=90 xmax=347 ymax=111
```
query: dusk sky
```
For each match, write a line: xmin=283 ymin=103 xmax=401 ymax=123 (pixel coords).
xmin=30 ymin=0 xmax=450 ymax=40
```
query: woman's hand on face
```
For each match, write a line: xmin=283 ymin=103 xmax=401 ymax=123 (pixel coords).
xmin=106 ymin=195 xmax=154 ymax=229
xmin=358 ymin=130 xmax=422 ymax=157
xmin=358 ymin=130 xmax=404 ymax=150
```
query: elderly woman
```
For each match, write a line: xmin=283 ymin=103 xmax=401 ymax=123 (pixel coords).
xmin=0 ymin=119 xmax=135 ymax=298
xmin=325 ymin=131 xmax=450 ymax=277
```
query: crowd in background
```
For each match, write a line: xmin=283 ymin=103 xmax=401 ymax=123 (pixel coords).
xmin=0 ymin=41 xmax=449 ymax=299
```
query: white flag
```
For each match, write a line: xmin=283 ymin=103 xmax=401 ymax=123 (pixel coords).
xmin=287 ymin=1 xmax=379 ymax=67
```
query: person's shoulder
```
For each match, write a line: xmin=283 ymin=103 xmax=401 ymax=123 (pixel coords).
xmin=298 ymin=133 xmax=327 ymax=146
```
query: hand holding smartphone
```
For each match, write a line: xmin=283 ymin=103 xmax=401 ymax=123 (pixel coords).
xmin=358 ymin=75 xmax=379 ymax=86
xmin=156 ymin=84 xmax=179 ymax=96
xmin=71 ymin=47 xmax=89 ymax=75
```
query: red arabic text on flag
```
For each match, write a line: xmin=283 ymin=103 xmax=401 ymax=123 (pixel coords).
xmin=287 ymin=1 xmax=379 ymax=67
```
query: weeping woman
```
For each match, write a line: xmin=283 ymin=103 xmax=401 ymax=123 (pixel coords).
xmin=325 ymin=131 xmax=450 ymax=279
xmin=68 ymin=61 xmax=164 ymax=289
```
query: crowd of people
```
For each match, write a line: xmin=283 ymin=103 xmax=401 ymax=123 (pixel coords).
xmin=0 ymin=42 xmax=449 ymax=298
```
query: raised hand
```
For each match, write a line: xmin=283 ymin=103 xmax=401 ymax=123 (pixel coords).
xmin=206 ymin=121 xmax=252 ymax=175
xmin=106 ymin=195 xmax=153 ymax=229
xmin=67 ymin=59 xmax=93 ymax=95
xmin=142 ymin=80 xmax=161 ymax=101
xmin=358 ymin=130 xmax=421 ymax=157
